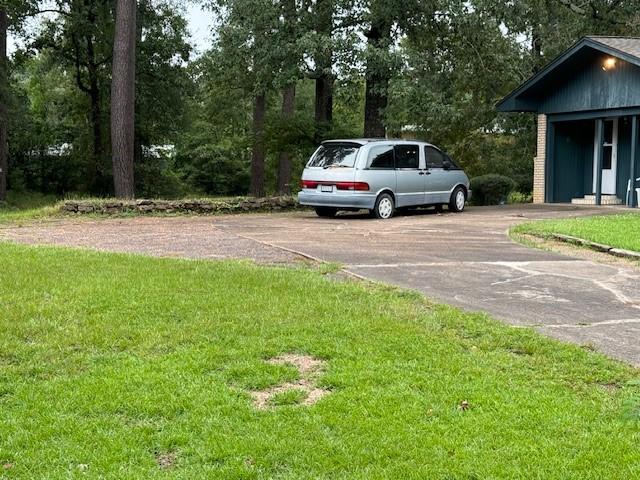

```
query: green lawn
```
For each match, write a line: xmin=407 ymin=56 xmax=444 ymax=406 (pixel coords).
xmin=0 ymin=243 xmax=638 ymax=478
xmin=0 ymin=192 xmax=60 ymax=224
xmin=513 ymin=213 xmax=640 ymax=253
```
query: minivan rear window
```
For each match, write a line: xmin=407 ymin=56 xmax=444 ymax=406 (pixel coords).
xmin=308 ymin=143 xmax=361 ymax=168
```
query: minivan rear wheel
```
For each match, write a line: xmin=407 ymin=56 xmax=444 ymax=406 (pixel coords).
xmin=315 ymin=207 xmax=338 ymax=218
xmin=372 ymin=193 xmax=395 ymax=219
xmin=449 ymin=186 xmax=466 ymax=213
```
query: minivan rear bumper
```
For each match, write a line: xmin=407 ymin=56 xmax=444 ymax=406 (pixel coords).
xmin=298 ymin=191 xmax=376 ymax=209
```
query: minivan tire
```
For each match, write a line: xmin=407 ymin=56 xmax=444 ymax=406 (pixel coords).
xmin=315 ymin=207 xmax=338 ymax=218
xmin=449 ymin=186 xmax=466 ymax=213
xmin=372 ymin=193 xmax=395 ymax=219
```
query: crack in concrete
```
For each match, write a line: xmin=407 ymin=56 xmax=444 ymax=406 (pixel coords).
xmin=531 ymin=318 xmax=640 ymax=328
xmin=493 ymin=261 xmax=640 ymax=310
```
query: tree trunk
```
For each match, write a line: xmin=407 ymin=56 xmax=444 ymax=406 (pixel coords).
xmin=531 ymin=26 xmax=543 ymax=74
xmin=250 ymin=93 xmax=266 ymax=198
xmin=111 ymin=0 xmax=137 ymax=199
xmin=277 ymin=83 xmax=296 ymax=194
xmin=315 ymin=74 xmax=333 ymax=128
xmin=313 ymin=0 xmax=334 ymax=143
xmin=0 ymin=7 xmax=8 ymax=202
xmin=363 ymin=20 xmax=392 ymax=138
xmin=86 ymin=31 xmax=103 ymax=191
xmin=88 ymin=76 xmax=102 ymax=189
xmin=364 ymin=73 xmax=388 ymax=138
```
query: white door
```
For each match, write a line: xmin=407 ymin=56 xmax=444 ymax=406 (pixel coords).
xmin=593 ymin=119 xmax=618 ymax=195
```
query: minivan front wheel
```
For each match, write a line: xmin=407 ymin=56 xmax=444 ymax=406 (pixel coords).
xmin=315 ymin=207 xmax=338 ymax=218
xmin=449 ymin=187 xmax=466 ymax=213
xmin=372 ymin=193 xmax=395 ymax=219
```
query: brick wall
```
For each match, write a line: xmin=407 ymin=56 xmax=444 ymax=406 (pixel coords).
xmin=533 ymin=114 xmax=547 ymax=203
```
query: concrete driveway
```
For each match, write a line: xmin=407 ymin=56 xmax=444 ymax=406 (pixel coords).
xmin=2 ymin=204 xmax=639 ymax=365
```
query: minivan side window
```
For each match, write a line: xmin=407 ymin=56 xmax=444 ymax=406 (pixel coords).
xmin=394 ymin=145 xmax=419 ymax=169
xmin=444 ymin=154 xmax=461 ymax=170
xmin=367 ymin=145 xmax=395 ymax=169
xmin=425 ymin=146 xmax=444 ymax=169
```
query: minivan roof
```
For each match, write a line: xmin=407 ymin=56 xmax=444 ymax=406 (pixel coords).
xmin=321 ymin=138 xmax=435 ymax=146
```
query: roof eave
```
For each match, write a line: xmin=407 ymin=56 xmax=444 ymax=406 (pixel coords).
xmin=496 ymin=37 xmax=640 ymax=113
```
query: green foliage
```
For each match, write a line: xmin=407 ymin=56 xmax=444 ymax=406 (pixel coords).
xmin=269 ymin=388 xmax=307 ymax=406
xmin=6 ymin=0 xmax=640 ymax=199
xmin=513 ymin=214 xmax=640 ymax=253
xmin=0 ymin=192 xmax=60 ymax=224
xmin=177 ymin=142 xmax=250 ymax=196
xmin=0 ymin=243 xmax=638 ymax=477
xmin=8 ymin=0 xmax=193 ymax=197
xmin=0 ymin=190 xmax=56 ymax=210
xmin=470 ymin=174 xmax=516 ymax=206
xmin=507 ymin=191 xmax=533 ymax=204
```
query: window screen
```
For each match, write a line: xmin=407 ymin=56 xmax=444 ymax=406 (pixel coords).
xmin=368 ymin=146 xmax=395 ymax=169
xmin=425 ymin=146 xmax=444 ymax=168
xmin=394 ymin=145 xmax=419 ymax=169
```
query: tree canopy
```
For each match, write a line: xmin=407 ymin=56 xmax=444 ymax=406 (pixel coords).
xmin=2 ymin=0 xmax=640 ymax=199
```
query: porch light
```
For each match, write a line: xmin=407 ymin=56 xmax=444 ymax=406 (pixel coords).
xmin=602 ymin=57 xmax=617 ymax=71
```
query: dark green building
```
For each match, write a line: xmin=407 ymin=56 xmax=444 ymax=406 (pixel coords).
xmin=498 ymin=37 xmax=640 ymax=207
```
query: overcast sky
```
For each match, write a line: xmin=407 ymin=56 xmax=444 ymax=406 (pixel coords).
xmin=8 ymin=4 xmax=216 ymax=56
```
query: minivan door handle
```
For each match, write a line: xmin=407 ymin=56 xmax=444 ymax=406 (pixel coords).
xmin=419 ymin=170 xmax=431 ymax=175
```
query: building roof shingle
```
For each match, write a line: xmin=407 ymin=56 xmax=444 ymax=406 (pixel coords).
xmin=587 ymin=37 xmax=640 ymax=60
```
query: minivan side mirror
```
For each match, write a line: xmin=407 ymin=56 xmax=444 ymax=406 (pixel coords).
xmin=442 ymin=159 xmax=452 ymax=170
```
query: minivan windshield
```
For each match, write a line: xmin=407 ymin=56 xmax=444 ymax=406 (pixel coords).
xmin=307 ymin=143 xmax=360 ymax=168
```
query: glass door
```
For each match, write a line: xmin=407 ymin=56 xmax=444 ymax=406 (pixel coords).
xmin=593 ymin=119 xmax=618 ymax=195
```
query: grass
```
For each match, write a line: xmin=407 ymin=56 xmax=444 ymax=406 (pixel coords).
xmin=513 ymin=213 xmax=640 ymax=252
xmin=0 ymin=191 xmax=60 ymax=224
xmin=0 ymin=243 xmax=638 ymax=478
xmin=269 ymin=389 xmax=307 ymax=407
xmin=0 ymin=191 xmax=302 ymax=225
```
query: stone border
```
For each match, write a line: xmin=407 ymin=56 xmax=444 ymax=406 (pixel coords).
xmin=60 ymin=196 xmax=306 ymax=216
xmin=549 ymin=233 xmax=640 ymax=260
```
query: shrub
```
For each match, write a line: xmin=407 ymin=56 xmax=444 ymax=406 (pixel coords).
xmin=507 ymin=191 xmax=533 ymax=204
xmin=470 ymin=174 xmax=516 ymax=206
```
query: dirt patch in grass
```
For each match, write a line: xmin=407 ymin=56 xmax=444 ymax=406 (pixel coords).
xmin=250 ymin=354 xmax=329 ymax=409
xmin=156 ymin=451 xmax=177 ymax=470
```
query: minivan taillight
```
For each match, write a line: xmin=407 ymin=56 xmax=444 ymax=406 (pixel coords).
xmin=301 ymin=180 xmax=370 ymax=191
xmin=335 ymin=182 xmax=370 ymax=191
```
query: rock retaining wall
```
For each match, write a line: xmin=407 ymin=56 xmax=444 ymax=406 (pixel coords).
xmin=61 ymin=197 xmax=304 ymax=215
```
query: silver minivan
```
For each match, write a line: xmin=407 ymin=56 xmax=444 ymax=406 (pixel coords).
xmin=298 ymin=139 xmax=471 ymax=219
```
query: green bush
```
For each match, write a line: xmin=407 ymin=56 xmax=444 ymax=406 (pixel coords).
xmin=507 ymin=191 xmax=533 ymax=204
xmin=470 ymin=174 xmax=516 ymax=206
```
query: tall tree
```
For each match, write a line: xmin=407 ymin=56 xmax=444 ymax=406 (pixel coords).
xmin=0 ymin=5 xmax=8 ymax=201
xmin=305 ymin=0 xmax=360 ymax=141
xmin=0 ymin=0 xmax=38 ymax=201
xmin=111 ymin=0 xmax=136 ymax=198
xmin=212 ymin=0 xmax=280 ymax=197
xmin=311 ymin=0 xmax=334 ymax=139
xmin=275 ymin=0 xmax=300 ymax=194
xmin=34 ymin=0 xmax=114 ymax=192
xmin=363 ymin=13 xmax=392 ymax=137
xmin=276 ymin=84 xmax=295 ymax=194
xmin=361 ymin=0 xmax=423 ymax=138
xmin=250 ymin=91 xmax=266 ymax=197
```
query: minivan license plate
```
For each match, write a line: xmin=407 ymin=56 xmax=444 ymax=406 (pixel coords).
xmin=321 ymin=185 xmax=333 ymax=193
